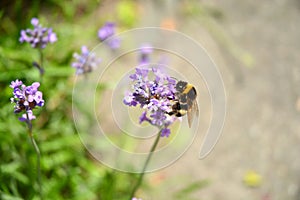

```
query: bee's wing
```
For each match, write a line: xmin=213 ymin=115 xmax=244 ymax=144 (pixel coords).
xmin=187 ymin=100 xmax=199 ymax=128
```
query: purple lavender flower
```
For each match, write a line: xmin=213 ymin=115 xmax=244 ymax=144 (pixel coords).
xmin=19 ymin=110 xmax=36 ymax=122
xmin=19 ymin=18 xmax=57 ymax=49
xmin=10 ymin=79 xmax=23 ymax=89
xmin=98 ymin=22 xmax=120 ymax=49
xmin=106 ymin=37 xmax=121 ymax=49
xmin=139 ymin=44 xmax=153 ymax=65
xmin=71 ymin=46 xmax=101 ymax=75
xmin=161 ymin=128 xmax=171 ymax=137
xmin=123 ymin=67 xmax=178 ymax=137
xmin=123 ymin=91 xmax=138 ymax=106
xmin=139 ymin=111 xmax=150 ymax=124
xmin=98 ymin=22 xmax=116 ymax=40
xmin=10 ymin=80 xmax=44 ymax=122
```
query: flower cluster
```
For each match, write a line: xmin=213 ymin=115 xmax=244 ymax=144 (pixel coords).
xmin=10 ymin=80 xmax=44 ymax=122
xmin=123 ymin=67 xmax=178 ymax=137
xmin=19 ymin=18 xmax=57 ymax=49
xmin=98 ymin=22 xmax=120 ymax=49
xmin=139 ymin=44 xmax=153 ymax=65
xmin=71 ymin=46 xmax=101 ymax=75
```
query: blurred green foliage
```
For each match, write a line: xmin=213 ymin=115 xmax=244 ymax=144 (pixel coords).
xmin=0 ymin=0 xmax=211 ymax=199
xmin=116 ymin=1 xmax=139 ymax=28
xmin=0 ymin=1 xmax=139 ymax=199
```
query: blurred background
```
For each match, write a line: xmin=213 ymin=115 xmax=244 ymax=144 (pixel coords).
xmin=1 ymin=0 xmax=300 ymax=199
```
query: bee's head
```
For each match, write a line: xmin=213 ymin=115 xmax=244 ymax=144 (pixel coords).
xmin=176 ymin=81 xmax=187 ymax=92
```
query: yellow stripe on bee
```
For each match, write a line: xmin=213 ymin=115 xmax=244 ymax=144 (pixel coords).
xmin=183 ymin=84 xmax=194 ymax=94
xmin=179 ymin=110 xmax=187 ymax=115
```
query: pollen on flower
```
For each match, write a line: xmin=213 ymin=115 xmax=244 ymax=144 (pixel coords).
xmin=10 ymin=80 xmax=44 ymax=122
xmin=19 ymin=18 xmax=57 ymax=49
xmin=123 ymin=67 xmax=178 ymax=137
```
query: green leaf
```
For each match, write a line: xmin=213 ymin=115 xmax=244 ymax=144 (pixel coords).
xmin=1 ymin=162 xmax=29 ymax=184
xmin=41 ymin=135 xmax=80 ymax=153
xmin=0 ymin=193 xmax=23 ymax=200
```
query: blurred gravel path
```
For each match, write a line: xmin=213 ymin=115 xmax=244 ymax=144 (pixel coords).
xmin=141 ymin=0 xmax=300 ymax=199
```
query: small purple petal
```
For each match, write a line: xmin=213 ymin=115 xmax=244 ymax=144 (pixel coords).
xmin=98 ymin=22 xmax=121 ymax=49
xmin=31 ymin=18 xmax=39 ymax=26
xmin=139 ymin=111 xmax=149 ymax=124
xmin=34 ymin=91 xmax=44 ymax=106
xmin=18 ymin=110 xmax=36 ymax=122
xmin=19 ymin=30 xmax=29 ymax=43
xmin=161 ymin=128 xmax=171 ymax=137
xmin=98 ymin=22 xmax=116 ymax=41
xmin=14 ymin=88 xmax=23 ymax=98
xmin=32 ymin=82 xmax=40 ymax=89
xmin=107 ymin=37 xmax=121 ymax=49
xmin=136 ymin=68 xmax=149 ymax=78
xmin=10 ymin=79 xmax=23 ymax=89
xmin=123 ymin=92 xmax=137 ymax=106
xmin=81 ymin=46 xmax=89 ymax=55
xmin=27 ymin=95 xmax=34 ymax=102
xmin=48 ymin=31 xmax=57 ymax=43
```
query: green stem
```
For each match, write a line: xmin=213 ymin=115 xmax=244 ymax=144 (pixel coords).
xmin=26 ymin=113 xmax=42 ymax=199
xmin=39 ymin=49 xmax=44 ymax=78
xmin=129 ymin=129 xmax=162 ymax=199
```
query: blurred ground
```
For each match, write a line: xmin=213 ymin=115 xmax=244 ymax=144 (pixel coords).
xmin=139 ymin=0 xmax=300 ymax=200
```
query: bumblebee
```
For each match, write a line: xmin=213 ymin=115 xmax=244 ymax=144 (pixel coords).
xmin=168 ymin=80 xmax=199 ymax=127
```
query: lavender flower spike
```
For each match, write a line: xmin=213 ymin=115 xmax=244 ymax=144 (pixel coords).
xmin=10 ymin=80 xmax=44 ymax=122
xmin=123 ymin=67 xmax=178 ymax=137
xmin=71 ymin=46 xmax=101 ymax=75
xmin=98 ymin=22 xmax=120 ymax=49
xmin=19 ymin=17 xmax=57 ymax=49
xmin=98 ymin=22 xmax=116 ymax=41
